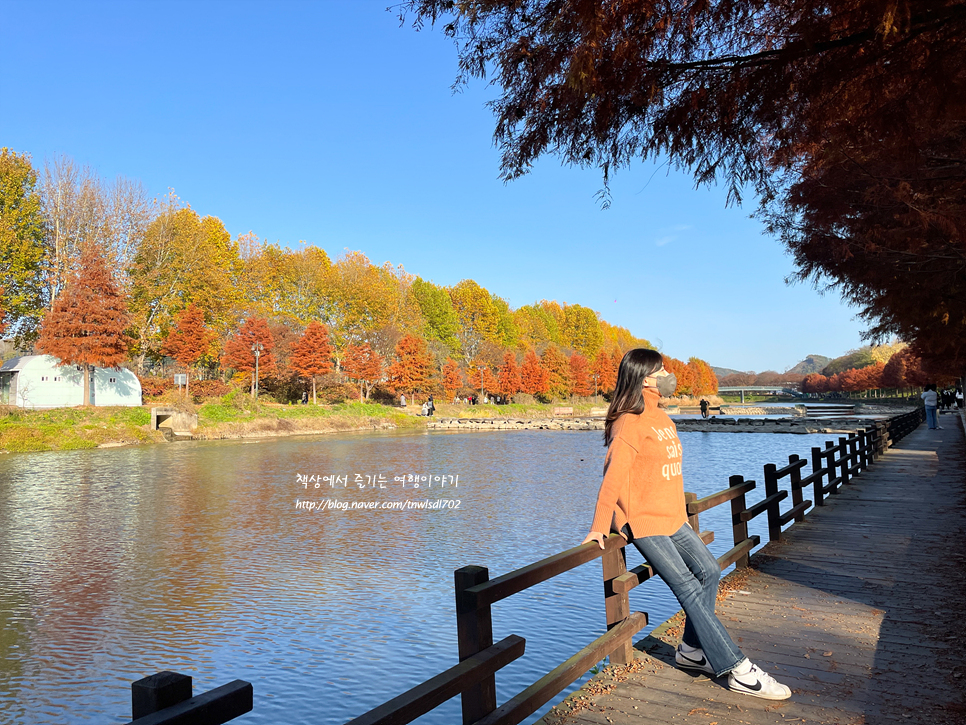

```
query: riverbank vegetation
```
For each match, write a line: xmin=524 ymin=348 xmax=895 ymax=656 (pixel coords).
xmin=0 ymin=147 xmax=718 ymax=408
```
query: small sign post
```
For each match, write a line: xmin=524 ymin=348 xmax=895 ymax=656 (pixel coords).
xmin=174 ymin=374 xmax=187 ymax=397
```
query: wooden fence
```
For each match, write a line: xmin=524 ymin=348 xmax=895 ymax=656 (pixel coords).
xmin=117 ymin=408 xmax=924 ymax=725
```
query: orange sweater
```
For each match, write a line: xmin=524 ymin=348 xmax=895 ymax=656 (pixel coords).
xmin=590 ymin=387 xmax=687 ymax=538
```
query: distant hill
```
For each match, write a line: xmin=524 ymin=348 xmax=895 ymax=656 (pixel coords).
xmin=787 ymin=355 xmax=832 ymax=375
xmin=713 ymin=366 xmax=750 ymax=379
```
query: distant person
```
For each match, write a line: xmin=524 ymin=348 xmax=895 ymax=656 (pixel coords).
xmin=921 ymin=384 xmax=941 ymax=430
xmin=699 ymin=399 xmax=709 ymax=419
xmin=400 ymin=393 xmax=407 ymax=408
xmin=301 ymin=390 xmax=308 ymax=405
xmin=956 ymin=389 xmax=964 ymax=409
xmin=582 ymin=349 xmax=791 ymax=700
xmin=420 ymin=401 xmax=429 ymax=416
xmin=427 ymin=394 xmax=435 ymax=417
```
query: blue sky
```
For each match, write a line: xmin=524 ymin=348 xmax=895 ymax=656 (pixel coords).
xmin=1 ymin=0 xmax=868 ymax=372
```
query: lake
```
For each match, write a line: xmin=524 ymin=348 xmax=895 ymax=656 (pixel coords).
xmin=0 ymin=428 xmax=842 ymax=724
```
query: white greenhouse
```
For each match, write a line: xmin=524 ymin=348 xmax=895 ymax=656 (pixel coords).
xmin=0 ymin=355 xmax=142 ymax=409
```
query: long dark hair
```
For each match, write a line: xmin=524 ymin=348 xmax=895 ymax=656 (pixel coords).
xmin=604 ymin=348 xmax=664 ymax=446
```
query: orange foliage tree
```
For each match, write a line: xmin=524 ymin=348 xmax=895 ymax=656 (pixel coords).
xmin=343 ymin=343 xmax=382 ymax=401
xmin=36 ymin=245 xmax=131 ymax=406
xmin=442 ymin=358 xmax=462 ymax=400
xmin=291 ymin=321 xmax=334 ymax=404
xmin=662 ymin=356 xmax=692 ymax=397
xmin=519 ymin=349 xmax=549 ymax=396
xmin=387 ymin=335 xmax=434 ymax=401
xmin=569 ymin=352 xmax=593 ymax=397
xmin=161 ymin=304 xmax=215 ymax=397
xmin=541 ymin=344 xmax=571 ymax=399
xmin=497 ymin=351 xmax=521 ymax=399
xmin=688 ymin=357 xmax=717 ymax=396
xmin=801 ymin=373 xmax=829 ymax=394
xmin=468 ymin=359 xmax=499 ymax=396
xmin=592 ymin=349 xmax=616 ymax=396
xmin=222 ymin=317 xmax=276 ymax=396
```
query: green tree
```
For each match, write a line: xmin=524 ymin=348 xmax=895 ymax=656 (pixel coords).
xmin=0 ymin=149 xmax=46 ymax=343
xmin=448 ymin=279 xmax=500 ymax=362
xmin=563 ymin=303 xmax=604 ymax=358
xmin=411 ymin=277 xmax=461 ymax=351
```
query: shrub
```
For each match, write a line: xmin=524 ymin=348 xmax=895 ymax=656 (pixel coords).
xmin=190 ymin=379 xmax=230 ymax=402
xmin=138 ymin=375 xmax=173 ymax=399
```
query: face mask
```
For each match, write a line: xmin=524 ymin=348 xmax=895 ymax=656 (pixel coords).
xmin=656 ymin=373 xmax=677 ymax=397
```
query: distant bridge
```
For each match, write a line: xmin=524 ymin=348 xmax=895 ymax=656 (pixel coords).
xmin=717 ymin=385 xmax=804 ymax=403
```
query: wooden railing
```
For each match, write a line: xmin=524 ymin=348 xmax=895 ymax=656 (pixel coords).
xmin=117 ymin=408 xmax=924 ymax=725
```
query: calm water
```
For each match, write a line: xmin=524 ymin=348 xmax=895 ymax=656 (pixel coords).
xmin=0 ymin=428 xmax=841 ymax=725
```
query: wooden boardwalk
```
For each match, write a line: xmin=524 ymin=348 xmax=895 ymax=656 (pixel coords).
xmin=539 ymin=414 xmax=966 ymax=725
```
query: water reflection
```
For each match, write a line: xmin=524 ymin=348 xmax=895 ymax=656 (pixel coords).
xmin=0 ymin=428 xmax=839 ymax=724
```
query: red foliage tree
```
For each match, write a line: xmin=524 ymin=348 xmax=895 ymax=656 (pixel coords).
xmin=342 ymin=343 xmax=383 ymax=401
xmin=688 ymin=357 xmax=718 ymax=396
xmin=497 ymin=351 xmax=521 ymax=399
xmin=569 ymin=352 xmax=593 ymax=397
xmin=858 ymin=362 xmax=885 ymax=392
xmin=541 ymin=344 xmax=571 ymax=399
xmin=161 ymin=304 xmax=215 ymax=397
xmin=222 ymin=317 xmax=276 ymax=396
xmin=592 ymin=349 xmax=616 ymax=396
xmin=291 ymin=321 xmax=334 ymax=405
xmin=442 ymin=357 xmax=462 ymax=399
xmin=468 ymin=359 xmax=499 ymax=396
xmin=801 ymin=373 xmax=829 ymax=394
xmin=36 ymin=245 xmax=131 ymax=406
xmin=882 ymin=352 xmax=908 ymax=391
xmin=387 ymin=335 xmax=433 ymax=401
xmin=519 ymin=349 xmax=549 ymax=396
xmin=662 ymin=356 xmax=692 ymax=397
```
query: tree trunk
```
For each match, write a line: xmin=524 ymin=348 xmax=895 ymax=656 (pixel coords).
xmin=186 ymin=368 xmax=190 ymax=399
xmin=312 ymin=377 xmax=317 ymax=405
xmin=83 ymin=363 xmax=91 ymax=406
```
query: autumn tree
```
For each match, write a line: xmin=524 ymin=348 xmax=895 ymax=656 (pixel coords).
xmin=592 ymin=349 xmax=617 ymax=397
xmin=519 ymin=349 xmax=549 ymax=396
xmin=569 ymin=352 xmax=593 ymax=397
xmin=0 ymin=148 xmax=46 ymax=343
xmin=222 ymin=317 xmax=276 ymax=396
xmin=387 ymin=335 xmax=434 ymax=401
xmin=541 ymin=344 xmax=572 ymax=399
xmin=161 ymin=304 xmax=215 ymax=397
xmin=442 ymin=357 xmax=463 ymax=399
xmin=468 ymin=359 xmax=499 ymax=396
xmin=291 ymin=321 xmax=334 ymax=405
xmin=342 ymin=343 xmax=383 ymax=401
xmin=801 ymin=373 xmax=829 ymax=394
xmin=412 ymin=277 xmax=461 ymax=352
xmin=497 ymin=351 xmax=521 ymax=400
xmin=36 ymin=244 xmax=131 ymax=406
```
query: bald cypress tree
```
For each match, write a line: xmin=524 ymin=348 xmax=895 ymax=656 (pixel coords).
xmin=37 ymin=245 xmax=131 ymax=405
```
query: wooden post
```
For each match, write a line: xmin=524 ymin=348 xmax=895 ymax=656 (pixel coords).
xmin=455 ymin=566 xmax=496 ymax=725
xmin=763 ymin=463 xmax=782 ymax=542
xmin=811 ymin=447 xmax=825 ymax=506
xmin=684 ymin=491 xmax=700 ymax=533
xmin=132 ymin=672 xmax=192 ymax=720
xmin=729 ymin=475 xmax=751 ymax=568
xmin=857 ymin=429 xmax=868 ymax=471
xmin=788 ymin=454 xmax=805 ymax=522
xmin=602 ymin=538 xmax=633 ymax=665
xmin=839 ymin=436 xmax=851 ymax=486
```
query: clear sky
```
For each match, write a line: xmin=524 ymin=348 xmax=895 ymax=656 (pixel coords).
xmin=1 ymin=0 xmax=868 ymax=372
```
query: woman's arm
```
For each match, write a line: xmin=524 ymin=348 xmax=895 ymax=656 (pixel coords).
xmin=583 ymin=438 xmax=637 ymax=547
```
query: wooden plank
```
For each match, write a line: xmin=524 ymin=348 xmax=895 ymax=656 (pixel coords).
xmin=474 ymin=612 xmax=648 ymax=725
xmin=774 ymin=456 xmax=808 ymax=479
xmin=125 ymin=681 xmax=252 ymax=725
xmin=602 ymin=543 xmax=633 ymax=665
xmin=686 ymin=480 xmax=756 ymax=515
xmin=738 ymin=490 xmax=787 ymax=522
xmin=715 ymin=535 xmax=759 ymax=570
xmin=777 ymin=499 xmax=811 ymax=525
xmin=466 ymin=535 xmax=625 ymax=609
xmin=345 ymin=635 xmax=525 ymax=725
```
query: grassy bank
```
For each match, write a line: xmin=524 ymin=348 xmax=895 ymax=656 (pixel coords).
xmin=0 ymin=406 xmax=162 ymax=453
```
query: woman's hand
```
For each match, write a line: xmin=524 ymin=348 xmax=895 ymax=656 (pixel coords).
xmin=581 ymin=531 xmax=607 ymax=549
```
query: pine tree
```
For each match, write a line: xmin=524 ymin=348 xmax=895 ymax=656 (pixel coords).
xmin=343 ymin=343 xmax=383 ymax=401
xmin=519 ymin=349 xmax=549 ymax=396
xmin=222 ymin=317 xmax=276 ymax=396
xmin=291 ymin=321 xmax=334 ymax=404
xmin=36 ymin=245 xmax=132 ymax=406
xmin=161 ymin=304 xmax=215 ymax=397
xmin=497 ymin=351 xmax=521 ymax=399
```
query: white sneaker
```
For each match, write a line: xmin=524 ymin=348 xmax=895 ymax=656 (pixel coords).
xmin=728 ymin=660 xmax=791 ymax=700
xmin=675 ymin=644 xmax=716 ymax=676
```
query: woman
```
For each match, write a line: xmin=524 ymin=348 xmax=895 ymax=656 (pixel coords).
xmin=582 ymin=349 xmax=791 ymax=700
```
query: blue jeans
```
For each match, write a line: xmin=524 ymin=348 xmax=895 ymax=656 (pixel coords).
xmin=925 ymin=406 xmax=938 ymax=429
xmin=626 ymin=523 xmax=744 ymax=677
